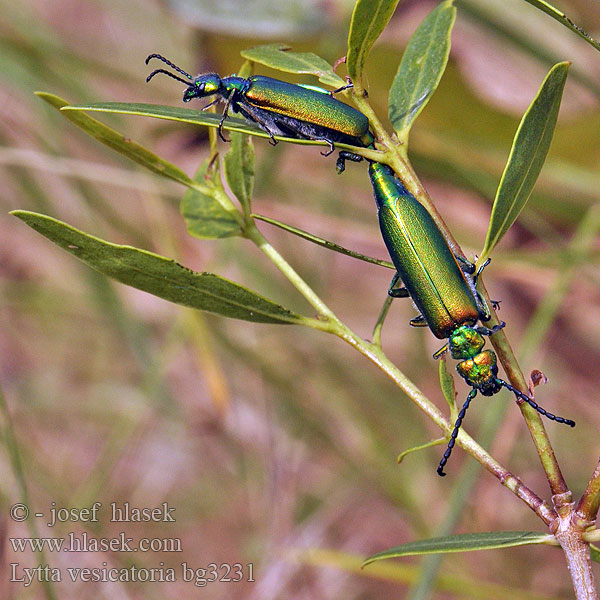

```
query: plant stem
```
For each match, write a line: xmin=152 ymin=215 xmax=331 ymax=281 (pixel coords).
xmin=554 ymin=503 xmax=599 ymax=600
xmin=576 ymin=458 xmax=600 ymax=524
xmin=245 ymin=220 xmax=555 ymax=522
xmin=353 ymin=92 xmax=572 ymax=500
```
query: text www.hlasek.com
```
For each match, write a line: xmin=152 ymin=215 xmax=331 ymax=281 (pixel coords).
xmin=10 ymin=532 xmax=181 ymax=553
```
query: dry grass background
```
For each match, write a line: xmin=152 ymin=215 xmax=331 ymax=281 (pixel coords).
xmin=1 ymin=0 xmax=599 ymax=598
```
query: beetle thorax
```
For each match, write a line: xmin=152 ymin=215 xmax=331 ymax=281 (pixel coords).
xmin=449 ymin=325 xmax=485 ymax=360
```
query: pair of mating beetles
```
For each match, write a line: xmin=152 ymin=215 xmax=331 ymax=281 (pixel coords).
xmin=146 ymin=54 xmax=575 ymax=476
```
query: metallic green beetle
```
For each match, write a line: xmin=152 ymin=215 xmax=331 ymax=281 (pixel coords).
xmin=369 ymin=162 xmax=575 ymax=476
xmin=146 ymin=54 xmax=374 ymax=172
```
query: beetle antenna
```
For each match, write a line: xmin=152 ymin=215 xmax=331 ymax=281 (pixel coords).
xmin=146 ymin=69 xmax=192 ymax=85
xmin=499 ymin=380 xmax=575 ymax=427
xmin=438 ymin=388 xmax=477 ymax=476
xmin=145 ymin=54 xmax=193 ymax=80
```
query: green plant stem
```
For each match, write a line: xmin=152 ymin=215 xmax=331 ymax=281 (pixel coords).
xmin=577 ymin=458 xmax=600 ymax=524
xmin=244 ymin=220 xmax=555 ymax=523
xmin=352 ymin=91 xmax=467 ymax=260
xmin=352 ymin=87 xmax=572 ymax=504
xmin=372 ymin=294 xmax=394 ymax=347
xmin=476 ymin=279 xmax=570 ymax=498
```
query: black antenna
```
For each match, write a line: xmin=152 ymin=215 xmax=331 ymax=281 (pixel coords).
xmin=437 ymin=389 xmax=477 ymax=476
xmin=437 ymin=380 xmax=575 ymax=476
xmin=146 ymin=69 xmax=190 ymax=85
xmin=500 ymin=381 xmax=576 ymax=427
xmin=145 ymin=54 xmax=193 ymax=81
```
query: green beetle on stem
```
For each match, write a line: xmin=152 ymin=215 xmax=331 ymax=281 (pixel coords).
xmin=369 ymin=162 xmax=575 ymax=476
xmin=145 ymin=54 xmax=374 ymax=173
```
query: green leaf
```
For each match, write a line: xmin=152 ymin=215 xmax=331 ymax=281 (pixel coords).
xmin=240 ymin=43 xmax=345 ymax=88
xmin=363 ymin=531 xmax=554 ymax=566
xmin=60 ymin=101 xmax=364 ymax=153
xmin=12 ymin=211 xmax=305 ymax=325
xmin=181 ymin=161 xmax=242 ymax=239
xmin=388 ymin=0 xmax=456 ymax=141
xmin=252 ymin=213 xmax=394 ymax=269
xmin=36 ymin=93 xmax=194 ymax=188
xmin=347 ymin=0 xmax=400 ymax=85
xmin=224 ymin=132 xmax=255 ymax=215
xmin=481 ymin=62 xmax=569 ymax=260
xmin=62 ymin=100 xmax=262 ymax=135
xmin=591 ymin=544 xmax=600 ymax=564
xmin=438 ymin=354 xmax=456 ymax=412
xmin=522 ymin=0 xmax=600 ymax=53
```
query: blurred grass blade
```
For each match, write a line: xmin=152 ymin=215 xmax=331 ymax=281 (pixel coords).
xmin=0 ymin=383 xmax=58 ymax=600
xmin=591 ymin=544 xmax=600 ymax=564
xmin=347 ymin=0 xmax=400 ymax=86
xmin=459 ymin=1 xmax=600 ymax=99
xmin=363 ymin=531 xmax=553 ymax=566
xmin=12 ymin=211 xmax=305 ymax=325
xmin=37 ymin=93 xmax=194 ymax=188
xmin=224 ymin=132 xmax=255 ymax=216
xmin=481 ymin=62 xmax=569 ymax=260
xmin=253 ymin=213 xmax=394 ymax=268
xmin=389 ymin=0 xmax=456 ymax=142
xmin=522 ymin=0 xmax=600 ymax=52
xmin=241 ymin=43 xmax=345 ymax=88
xmin=182 ymin=160 xmax=242 ymax=239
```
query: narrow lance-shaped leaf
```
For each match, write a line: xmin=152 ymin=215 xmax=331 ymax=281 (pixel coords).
xmin=37 ymin=93 xmax=195 ymax=189
xmin=363 ymin=531 xmax=554 ymax=566
xmin=347 ymin=0 xmax=400 ymax=86
xmin=388 ymin=0 xmax=456 ymax=141
xmin=181 ymin=160 xmax=242 ymax=239
xmin=61 ymin=102 xmax=363 ymax=153
xmin=240 ymin=44 xmax=345 ymax=89
xmin=224 ymin=132 xmax=255 ymax=216
xmin=481 ymin=62 xmax=569 ymax=261
xmin=12 ymin=211 xmax=305 ymax=325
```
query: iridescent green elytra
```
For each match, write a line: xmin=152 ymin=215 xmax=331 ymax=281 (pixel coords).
xmin=369 ymin=162 xmax=482 ymax=339
xmin=368 ymin=162 xmax=575 ymax=476
xmin=145 ymin=54 xmax=374 ymax=172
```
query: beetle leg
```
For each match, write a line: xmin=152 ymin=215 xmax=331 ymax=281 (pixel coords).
xmin=201 ymin=98 xmax=220 ymax=111
xmin=432 ymin=343 xmax=449 ymax=359
xmin=330 ymin=83 xmax=354 ymax=95
xmin=455 ymin=254 xmax=476 ymax=274
xmin=474 ymin=258 xmax=491 ymax=282
xmin=236 ymin=102 xmax=286 ymax=145
xmin=387 ymin=272 xmax=409 ymax=298
xmin=409 ymin=315 xmax=429 ymax=327
xmin=218 ymin=92 xmax=236 ymax=142
xmin=320 ymin=140 xmax=335 ymax=157
xmin=474 ymin=322 xmax=505 ymax=337
xmin=336 ymin=151 xmax=364 ymax=174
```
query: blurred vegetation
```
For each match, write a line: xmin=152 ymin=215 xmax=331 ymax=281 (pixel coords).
xmin=1 ymin=1 xmax=599 ymax=599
